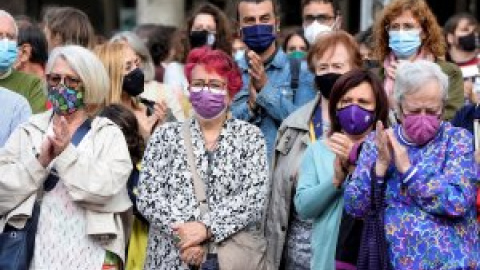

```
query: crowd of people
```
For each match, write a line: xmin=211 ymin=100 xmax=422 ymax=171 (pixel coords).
xmin=0 ymin=0 xmax=480 ymax=269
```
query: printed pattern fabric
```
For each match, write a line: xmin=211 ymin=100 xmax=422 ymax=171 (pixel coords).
xmin=137 ymin=118 xmax=269 ymax=270
xmin=30 ymin=182 xmax=105 ymax=270
xmin=344 ymin=122 xmax=480 ymax=269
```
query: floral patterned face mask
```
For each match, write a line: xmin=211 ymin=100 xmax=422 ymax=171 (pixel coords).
xmin=48 ymin=85 xmax=85 ymax=115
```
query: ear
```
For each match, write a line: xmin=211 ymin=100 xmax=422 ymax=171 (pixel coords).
xmin=275 ymin=17 xmax=281 ymax=33
xmin=446 ymin=33 xmax=454 ymax=45
xmin=17 ymin=43 xmax=32 ymax=64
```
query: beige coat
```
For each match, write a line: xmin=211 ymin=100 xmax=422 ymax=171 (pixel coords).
xmin=0 ymin=111 xmax=133 ymax=263
xmin=264 ymin=95 xmax=320 ymax=269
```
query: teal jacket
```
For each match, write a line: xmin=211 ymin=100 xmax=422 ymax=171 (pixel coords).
xmin=294 ymin=140 xmax=344 ymax=270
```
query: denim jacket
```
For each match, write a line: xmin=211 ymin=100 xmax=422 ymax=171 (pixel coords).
xmin=231 ymin=49 xmax=315 ymax=159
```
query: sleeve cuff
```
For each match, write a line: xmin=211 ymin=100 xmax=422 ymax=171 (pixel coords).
xmin=401 ymin=166 xmax=418 ymax=185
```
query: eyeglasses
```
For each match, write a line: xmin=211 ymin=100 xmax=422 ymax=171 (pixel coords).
xmin=386 ymin=22 xmax=421 ymax=32
xmin=190 ymin=79 xmax=227 ymax=94
xmin=46 ymin=73 xmax=82 ymax=89
xmin=303 ymin=14 xmax=335 ymax=25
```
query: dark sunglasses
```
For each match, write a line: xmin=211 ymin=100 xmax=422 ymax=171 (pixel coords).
xmin=46 ymin=73 xmax=82 ymax=89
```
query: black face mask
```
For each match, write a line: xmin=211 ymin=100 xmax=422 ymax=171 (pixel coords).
xmin=123 ymin=68 xmax=144 ymax=97
xmin=189 ymin=30 xmax=209 ymax=48
xmin=315 ymin=73 xmax=342 ymax=99
xmin=458 ymin=32 xmax=477 ymax=52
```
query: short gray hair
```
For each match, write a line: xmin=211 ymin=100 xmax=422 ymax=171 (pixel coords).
xmin=110 ymin=31 xmax=155 ymax=82
xmin=394 ymin=60 xmax=449 ymax=106
xmin=46 ymin=45 xmax=110 ymax=105
xmin=0 ymin=10 xmax=18 ymax=38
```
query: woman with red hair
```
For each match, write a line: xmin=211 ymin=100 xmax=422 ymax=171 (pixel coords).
xmin=136 ymin=47 xmax=269 ymax=269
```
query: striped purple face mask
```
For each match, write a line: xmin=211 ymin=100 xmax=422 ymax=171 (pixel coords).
xmin=336 ymin=104 xmax=375 ymax=135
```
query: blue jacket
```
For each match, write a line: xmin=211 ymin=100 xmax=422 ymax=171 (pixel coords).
xmin=294 ymin=140 xmax=344 ymax=270
xmin=231 ymin=49 xmax=315 ymax=159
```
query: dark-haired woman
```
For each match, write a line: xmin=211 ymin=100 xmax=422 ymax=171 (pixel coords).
xmin=283 ymin=29 xmax=309 ymax=60
xmin=265 ymin=30 xmax=362 ymax=270
xmin=294 ymin=70 xmax=389 ymax=270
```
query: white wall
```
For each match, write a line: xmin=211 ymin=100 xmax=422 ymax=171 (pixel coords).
xmin=136 ymin=0 xmax=185 ymax=27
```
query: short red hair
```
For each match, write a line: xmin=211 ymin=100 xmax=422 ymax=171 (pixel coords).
xmin=185 ymin=47 xmax=243 ymax=97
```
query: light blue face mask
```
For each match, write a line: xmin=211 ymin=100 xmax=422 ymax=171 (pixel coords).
xmin=233 ymin=50 xmax=245 ymax=63
xmin=388 ymin=30 xmax=421 ymax=59
xmin=0 ymin=38 xmax=18 ymax=73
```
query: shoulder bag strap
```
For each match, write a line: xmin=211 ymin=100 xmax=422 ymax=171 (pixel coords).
xmin=182 ymin=121 xmax=209 ymax=215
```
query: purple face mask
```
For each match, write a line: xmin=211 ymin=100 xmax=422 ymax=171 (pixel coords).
xmin=336 ymin=104 xmax=375 ymax=135
xmin=402 ymin=114 xmax=441 ymax=145
xmin=189 ymin=89 xmax=227 ymax=119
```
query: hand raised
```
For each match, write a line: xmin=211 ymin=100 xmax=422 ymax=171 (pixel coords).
xmin=375 ymin=121 xmax=392 ymax=176
xmin=247 ymin=50 xmax=267 ymax=91
xmin=386 ymin=129 xmax=411 ymax=174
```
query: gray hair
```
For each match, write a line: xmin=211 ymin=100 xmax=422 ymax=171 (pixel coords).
xmin=110 ymin=31 xmax=155 ymax=82
xmin=0 ymin=10 xmax=18 ymax=38
xmin=46 ymin=45 xmax=110 ymax=105
xmin=394 ymin=60 xmax=449 ymax=107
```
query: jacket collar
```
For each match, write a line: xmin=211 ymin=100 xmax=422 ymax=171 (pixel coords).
xmin=238 ymin=47 xmax=288 ymax=72
xmin=26 ymin=110 xmax=113 ymax=134
xmin=281 ymin=94 xmax=321 ymax=131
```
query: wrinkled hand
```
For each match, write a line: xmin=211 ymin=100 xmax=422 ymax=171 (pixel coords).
xmin=38 ymin=116 xmax=72 ymax=167
xmin=387 ymin=130 xmax=411 ymax=174
xmin=375 ymin=121 xmax=392 ymax=176
xmin=326 ymin=132 xmax=355 ymax=163
xmin=180 ymin=245 xmax=205 ymax=267
xmin=172 ymin=222 xmax=209 ymax=251
xmin=247 ymin=50 xmax=267 ymax=91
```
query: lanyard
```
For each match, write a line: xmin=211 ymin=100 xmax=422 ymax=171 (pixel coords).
xmin=309 ymin=105 xmax=323 ymax=143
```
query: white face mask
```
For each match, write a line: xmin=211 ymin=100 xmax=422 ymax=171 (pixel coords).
xmin=303 ymin=20 xmax=333 ymax=45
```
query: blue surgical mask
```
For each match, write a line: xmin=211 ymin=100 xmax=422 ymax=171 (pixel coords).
xmin=234 ymin=50 xmax=245 ymax=63
xmin=388 ymin=30 xmax=421 ymax=59
xmin=241 ymin=24 xmax=276 ymax=54
xmin=0 ymin=38 xmax=18 ymax=73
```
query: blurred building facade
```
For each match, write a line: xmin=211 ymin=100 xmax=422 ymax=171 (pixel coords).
xmin=0 ymin=0 xmax=478 ymax=36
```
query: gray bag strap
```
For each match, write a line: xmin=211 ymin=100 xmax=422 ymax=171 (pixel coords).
xmin=182 ymin=121 xmax=209 ymax=215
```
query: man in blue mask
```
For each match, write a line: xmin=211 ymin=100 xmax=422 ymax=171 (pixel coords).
xmin=231 ymin=0 xmax=316 ymax=160
xmin=0 ymin=10 xmax=46 ymax=113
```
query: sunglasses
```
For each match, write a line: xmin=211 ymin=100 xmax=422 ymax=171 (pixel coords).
xmin=46 ymin=73 xmax=82 ymax=89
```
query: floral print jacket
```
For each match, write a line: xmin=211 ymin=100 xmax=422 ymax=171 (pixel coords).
xmin=345 ymin=122 xmax=480 ymax=269
xmin=137 ymin=118 xmax=269 ymax=270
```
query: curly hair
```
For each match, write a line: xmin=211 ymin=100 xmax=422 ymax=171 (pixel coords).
xmin=171 ymin=3 xmax=232 ymax=63
xmin=373 ymin=0 xmax=446 ymax=61
xmin=184 ymin=47 xmax=243 ymax=98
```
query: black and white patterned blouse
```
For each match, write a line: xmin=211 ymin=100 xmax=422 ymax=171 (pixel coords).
xmin=137 ymin=118 xmax=269 ymax=270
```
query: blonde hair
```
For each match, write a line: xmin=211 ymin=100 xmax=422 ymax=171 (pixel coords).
xmin=94 ymin=42 xmax=127 ymax=105
xmin=46 ymin=45 xmax=109 ymax=115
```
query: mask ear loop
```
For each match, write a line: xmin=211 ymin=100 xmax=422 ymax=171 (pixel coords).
xmin=331 ymin=13 xmax=342 ymax=31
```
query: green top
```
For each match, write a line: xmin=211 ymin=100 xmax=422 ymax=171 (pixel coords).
xmin=0 ymin=69 xmax=46 ymax=113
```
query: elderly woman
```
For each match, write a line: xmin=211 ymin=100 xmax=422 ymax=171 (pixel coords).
xmin=137 ymin=47 xmax=269 ymax=269
xmin=0 ymin=45 xmax=132 ymax=269
xmin=265 ymin=31 xmax=363 ymax=270
xmin=295 ymin=70 xmax=389 ymax=270
xmin=345 ymin=60 xmax=480 ymax=269
xmin=374 ymin=0 xmax=463 ymax=121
